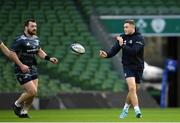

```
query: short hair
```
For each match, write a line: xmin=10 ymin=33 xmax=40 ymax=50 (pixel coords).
xmin=124 ymin=19 xmax=135 ymax=26
xmin=24 ymin=19 xmax=36 ymax=27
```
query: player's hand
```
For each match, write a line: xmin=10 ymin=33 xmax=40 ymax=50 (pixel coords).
xmin=50 ymin=57 xmax=58 ymax=64
xmin=116 ymin=36 xmax=124 ymax=46
xmin=20 ymin=64 xmax=30 ymax=73
xmin=99 ymin=50 xmax=107 ymax=58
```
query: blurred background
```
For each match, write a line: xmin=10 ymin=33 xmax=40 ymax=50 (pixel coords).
xmin=0 ymin=0 xmax=179 ymax=110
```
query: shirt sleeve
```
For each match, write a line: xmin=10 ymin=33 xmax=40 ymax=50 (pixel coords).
xmin=10 ymin=38 xmax=22 ymax=53
xmin=123 ymin=36 xmax=144 ymax=55
xmin=37 ymin=37 xmax=41 ymax=49
xmin=107 ymin=41 xmax=122 ymax=58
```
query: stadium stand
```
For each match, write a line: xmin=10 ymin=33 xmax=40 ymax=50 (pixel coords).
xmin=77 ymin=0 xmax=180 ymax=16
xmin=0 ymin=0 xmax=126 ymax=97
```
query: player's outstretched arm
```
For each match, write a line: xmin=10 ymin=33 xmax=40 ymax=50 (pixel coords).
xmin=100 ymin=38 xmax=122 ymax=58
xmin=37 ymin=48 xmax=58 ymax=64
xmin=0 ymin=41 xmax=11 ymax=57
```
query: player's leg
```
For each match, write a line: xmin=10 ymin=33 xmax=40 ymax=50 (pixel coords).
xmin=126 ymin=77 xmax=142 ymax=118
xmin=15 ymin=81 xmax=37 ymax=105
xmin=13 ymin=81 xmax=37 ymax=117
xmin=120 ymin=67 xmax=133 ymax=119
xmin=121 ymin=84 xmax=140 ymax=113
xmin=120 ymin=92 xmax=131 ymax=119
xmin=14 ymin=65 xmax=38 ymax=118
xmin=126 ymin=77 xmax=138 ymax=106
xmin=120 ymin=79 xmax=142 ymax=119
xmin=125 ymin=92 xmax=131 ymax=104
xmin=133 ymin=70 xmax=143 ymax=118
xmin=123 ymin=84 xmax=140 ymax=107
xmin=120 ymin=77 xmax=137 ymax=119
xmin=19 ymin=66 xmax=38 ymax=118
xmin=23 ymin=79 xmax=38 ymax=112
xmin=134 ymin=84 xmax=142 ymax=118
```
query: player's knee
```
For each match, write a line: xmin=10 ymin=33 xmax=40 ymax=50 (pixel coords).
xmin=28 ymin=88 xmax=37 ymax=97
xmin=129 ymin=86 xmax=136 ymax=93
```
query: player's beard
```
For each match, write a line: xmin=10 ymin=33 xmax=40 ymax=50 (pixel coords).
xmin=27 ymin=29 xmax=36 ymax=36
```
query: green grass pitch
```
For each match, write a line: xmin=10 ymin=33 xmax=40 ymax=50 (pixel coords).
xmin=0 ymin=108 xmax=179 ymax=122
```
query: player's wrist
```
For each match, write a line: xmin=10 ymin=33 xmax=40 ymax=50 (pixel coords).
xmin=106 ymin=52 xmax=110 ymax=58
xmin=121 ymin=44 xmax=125 ymax=48
xmin=45 ymin=55 xmax=51 ymax=61
xmin=19 ymin=63 xmax=25 ymax=68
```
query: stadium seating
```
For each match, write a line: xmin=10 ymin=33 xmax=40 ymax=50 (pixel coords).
xmin=1 ymin=0 xmax=177 ymax=97
xmin=0 ymin=0 xmax=125 ymax=97
xmin=77 ymin=0 xmax=180 ymax=15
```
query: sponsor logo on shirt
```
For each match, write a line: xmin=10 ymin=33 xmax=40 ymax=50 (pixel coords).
xmin=26 ymin=42 xmax=30 ymax=46
xmin=135 ymin=41 xmax=143 ymax=45
xmin=129 ymin=40 xmax=133 ymax=44
xmin=27 ymin=48 xmax=39 ymax=53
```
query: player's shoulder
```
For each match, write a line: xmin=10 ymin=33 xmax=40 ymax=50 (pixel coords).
xmin=32 ymin=35 xmax=39 ymax=39
xmin=136 ymin=34 xmax=144 ymax=40
xmin=32 ymin=35 xmax=40 ymax=42
xmin=15 ymin=34 xmax=27 ymax=42
xmin=16 ymin=34 xmax=39 ymax=41
xmin=120 ymin=33 xmax=125 ymax=37
xmin=134 ymin=29 xmax=144 ymax=39
xmin=133 ymin=30 xmax=143 ymax=40
xmin=134 ymin=34 xmax=145 ymax=45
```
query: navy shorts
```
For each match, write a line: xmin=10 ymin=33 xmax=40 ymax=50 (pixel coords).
xmin=14 ymin=65 xmax=38 ymax=85
xmin=123 ymin=67 xmax=143 ymax=84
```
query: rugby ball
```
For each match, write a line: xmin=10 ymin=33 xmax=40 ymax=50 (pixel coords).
xmin=70 ymin=43 xmax=85 ymax=54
